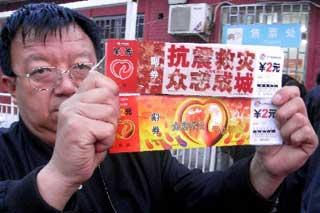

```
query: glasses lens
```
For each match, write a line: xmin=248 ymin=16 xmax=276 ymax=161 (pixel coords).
xmin=70 ymin=63 xmax=92 ymax=84
xmin=27 ymin=62 xmax=96 ymax=91
xmin=29 ymin=67 xmax=58 ymax=91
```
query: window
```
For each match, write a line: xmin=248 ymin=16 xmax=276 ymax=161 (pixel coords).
xmin=221 ymin=3 xmax=310 ymax=82
xmin=94 ymin=14 xmax=144 ymax=40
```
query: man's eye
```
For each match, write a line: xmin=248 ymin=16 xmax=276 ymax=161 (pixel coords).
xmin=30 ymin=67 xmax=52 ymax=76
xmin=75 ymin=63 xmax=92 ymax=70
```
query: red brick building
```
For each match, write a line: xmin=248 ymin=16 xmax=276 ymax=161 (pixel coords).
xmin=0 ymin=0 xmax=320 ymax=89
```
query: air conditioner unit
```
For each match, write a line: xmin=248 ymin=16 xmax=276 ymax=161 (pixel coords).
xmin=168 ymin=3 xmax=212 ymax=35
xmin=168 ymin=0 xmax=188 ymax=4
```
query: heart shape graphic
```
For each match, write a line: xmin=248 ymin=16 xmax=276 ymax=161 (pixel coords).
xmin=117 ymin=119 xmax=135 ymax=140
xmin=176 ymin=99 xmax=228 ymax=146
xmin=110 ymin=59 xmax=134 ymax=80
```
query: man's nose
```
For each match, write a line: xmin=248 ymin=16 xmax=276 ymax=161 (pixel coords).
xmin=53 ymin=71 xmax=77 ymax=95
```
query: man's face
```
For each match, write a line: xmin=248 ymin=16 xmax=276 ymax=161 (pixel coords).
xmin=7 ymin=24 xmax=97 ymax=145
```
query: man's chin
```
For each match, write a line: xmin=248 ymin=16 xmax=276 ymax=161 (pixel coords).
xmin=29 ymin=123 xmax=57 ymax=146
xmin=41 ymin=124 xmax=57 ymax=146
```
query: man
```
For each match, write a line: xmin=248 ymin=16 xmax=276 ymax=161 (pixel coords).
xmin=305 ymin=80 xmax=320 ymax=134
xmin=0 ymin=3 xmax=317 ymax=212
xmin=275 ymin=73 xmax=320 ymax=212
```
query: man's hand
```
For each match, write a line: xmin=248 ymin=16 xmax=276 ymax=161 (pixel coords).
xmin=250 ymin=86 xmax=318 ymax=199
xmin=37 ymin=72 xmax=119 ymax=210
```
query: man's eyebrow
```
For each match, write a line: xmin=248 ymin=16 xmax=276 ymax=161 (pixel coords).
xmin=24 ymin=54 xmax=48 ymax=64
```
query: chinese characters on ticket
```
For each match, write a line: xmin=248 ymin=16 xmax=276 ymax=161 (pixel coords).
xmin=105 ymin=40 xmax=283 ymax=153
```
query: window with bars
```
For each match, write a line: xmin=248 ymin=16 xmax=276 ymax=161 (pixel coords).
xmin=94 ymin=14 xmax=144 ymax=39
xmin=221 ymin=3 xmax=310 ymax=83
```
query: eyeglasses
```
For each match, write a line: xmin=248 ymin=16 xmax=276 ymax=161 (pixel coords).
xmin=14 ymin=56 xmax=105 ymax=91
xmin=15 ymin=63 xmax=94 ymax=91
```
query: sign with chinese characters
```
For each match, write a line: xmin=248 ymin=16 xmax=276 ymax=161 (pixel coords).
xmin=105 ymin=40 xmax=139 ymax=93
xmin=105 ymin=39 xmax=284 ymax=153
xmin=109 ymin=95 xmax=281 ymax=153
xmin=222 ymin=23 xmax=302 ymax=48
xmin=105 ymin=40 xmax=283 ymax=98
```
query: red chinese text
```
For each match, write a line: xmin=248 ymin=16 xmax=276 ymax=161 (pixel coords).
xmin=190 ymin=70 xmax=211 ymax=91
xmin=236 ymin=50 xmax=255 ymax=72
xmin=191 ymin=46 xmax=213 ymax=69
xmin=215 ymin=48 xmax=235 ymax=70
xmin=212 ymin=71 xmax=233 ymax=93
xmin=234 ymin=72 xmax=253 ymax=94
xmin=167 ymin=44 xmax=190 ymax=67
xmin=166 ymin=68 xmax=187 ymax=90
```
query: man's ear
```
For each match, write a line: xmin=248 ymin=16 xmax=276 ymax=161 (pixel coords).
xmin=2 ymin=75 xmax=17 ymax=100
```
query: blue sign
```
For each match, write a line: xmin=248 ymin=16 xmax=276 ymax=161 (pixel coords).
xmin=222 ymin=23 xmax=302 ymax=48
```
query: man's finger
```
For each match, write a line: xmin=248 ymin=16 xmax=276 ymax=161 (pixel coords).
xmin=74 ymin=88 xmax=119 ymax=105
xmin=276 ymin=97 xmax=307 ymax=126
xmin=73 ymin=102 xmax=119 ymax=125
xmin=77 ymin=72 xmax=119 ymax=95
xmin=279 ymin=112 xmax=308 ymax=142
xmin=289 ymin=125 xmax=318 ymax=155
xmin=84 ymin=118 xmax=117 ymax=146
xmin=272 ymin=86 xmax=300 ymax=106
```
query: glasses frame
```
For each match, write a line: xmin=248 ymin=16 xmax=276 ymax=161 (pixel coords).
xmin=29 ymin=63 xmax=94 ymax=91
xmin=13 ymin=56 xmax=105 ymax=92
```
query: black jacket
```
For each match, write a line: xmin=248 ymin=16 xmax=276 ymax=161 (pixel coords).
xmin=264 ymin=89 xmax=320 ymax=213
xmin=0 ymin=121 xmax=274 ymax=212
xmin=275 ymin=145 xmax=320 ymax=213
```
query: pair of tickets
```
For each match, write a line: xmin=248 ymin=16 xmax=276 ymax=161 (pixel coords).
xmin=103 ymin=40 xmax=283 ymax=153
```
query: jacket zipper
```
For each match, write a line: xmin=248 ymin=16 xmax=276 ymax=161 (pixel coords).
xmin=98 ymin=165 xmax=118 ymax=213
